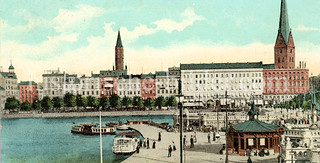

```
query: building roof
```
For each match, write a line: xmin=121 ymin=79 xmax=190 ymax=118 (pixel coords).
xmin=116 ymin=30 xmax=123 ymax=48
xmin=232 ymin=120 xmax=281 ymax=132
xmin=279 ymin=0 xmax=290 ymax=44
xmin=141 ymin=73 xmax=155 ymax=79
xmin=248 ymin=102 xmax=259 ymax=118
xmin=19 ymin=81 xmax=37 ymax=86
xmin=0 ymin=86 xmax=4 ymax=91
xmin=180 ymin=62 xmax=265 ymax=70
xmin=0 ymin=72 xmax=17 ymax=79
xmin=262 ymin=64 xmax=275 ymax=69
xmin=9 ymin=65 xmax=14 ymax=69
xmin=156 ymin=71 xmax=168 ymax=76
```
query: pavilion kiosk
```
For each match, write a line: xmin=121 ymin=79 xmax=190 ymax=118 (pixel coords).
xmin=227 ymin=103 xmax=285 ymax=156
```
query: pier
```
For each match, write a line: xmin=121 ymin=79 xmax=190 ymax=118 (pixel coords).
xmin=123 ymin=124 xmax=278 ymax=163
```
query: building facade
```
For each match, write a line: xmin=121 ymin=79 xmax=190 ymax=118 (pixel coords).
xmin=180 ymin=62 xmax=265 ymax=108
xmin=0 ymin=86 xmax=5 ymax=112
xmin=117 ymin=75 xmax=141 ymax=98
xmin=155 ymin=66 xmax=180 ymax=98
xmin=19 ymin=81 xmax=38 ymax=103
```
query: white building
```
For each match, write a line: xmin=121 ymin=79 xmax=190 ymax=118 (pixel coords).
xmin=0 ymin=86 xmax=5 ymax=112
xmin=155 ymin=66 xmax=180 ymax=98
xmin=117 ymin=75 xmax=141 ymax=98
xmin=0 ymin=64 xmax=19 ymax=112
xmin=180 ymin=62 xmax=265 ymax=108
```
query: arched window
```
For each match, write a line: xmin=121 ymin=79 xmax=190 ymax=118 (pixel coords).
xmin=278 ymin=58 xmax=280 ymax=63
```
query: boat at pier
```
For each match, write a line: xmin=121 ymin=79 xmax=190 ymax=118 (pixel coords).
xmin=112 ymin=132 xmax=140 ymax=154
xmin=71 ymin=123 xmax=116 ymax=135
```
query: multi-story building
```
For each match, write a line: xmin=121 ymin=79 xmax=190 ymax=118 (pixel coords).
xmin=262 ymin=0 xmax=309 ymax=104
xmin=140 ymin=73 xmax=156 ymax=100
xmin=117 ymin=75 xmax=141 ymax=98
xmin=18 ymin=81 xmax=38 ymax=103
xmin=79 ymin=74 xmax=100 ymax=98
xmin=155 ymin=66 xmax=180 ymax=98
xmin=0 ymin=86 xmax=5 ymax=112
xmin=42 ymin=69 xmax=65 ymax=98
xmin=0 ymin=63 xmax=19 ymax=99
xmin=180 ymin=62 xmax=265 ymax=108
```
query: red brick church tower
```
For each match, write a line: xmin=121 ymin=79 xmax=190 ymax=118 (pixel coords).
xmin=115 ymin=30 xmax=124 ymax=70
xmin=274 ymin=0 xmax=295 ymax=69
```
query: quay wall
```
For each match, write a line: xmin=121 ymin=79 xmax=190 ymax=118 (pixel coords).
xmin=0 ymin=110 xmax=176 ymax=119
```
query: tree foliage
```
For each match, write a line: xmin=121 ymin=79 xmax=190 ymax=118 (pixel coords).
xmin=4 ymin=97 xmax=20 ymax=111
xmin=144 ymin=97 xmax=155 ymax=107
xmin=87 ymin=96 xmax=99 ymax=108
xmin=121 ymin=96 xmax=132 ymax=107
xmin=52 ymin=97 xmax=63 ymax=110
xmin=109 ymin=94 xmax=120 ymax=108
xmin=165 ymin=96 xmax=177 ymax=107
xmin=64 ymin=92 xmax=76 ymax=107
xmin=132 ymin=96 xmax=143 ymax=107
xmin=155 ymin=96 xmax=165 ymax=109
xmin=41 ymin=96 xmax=53 ymax=111
xmin=32 ymin=99 xmax=41 ymax=110
xmin=99 ymin=97 xmax=109 ymax=110
xmin=20 ymin=101 xmax=32 ymax=111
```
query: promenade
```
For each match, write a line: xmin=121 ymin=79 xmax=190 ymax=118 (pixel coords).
xmin=0 ymin=110 xmax=175 ymax=119
xmin=124 ymin=124 xmax=278 ymax=163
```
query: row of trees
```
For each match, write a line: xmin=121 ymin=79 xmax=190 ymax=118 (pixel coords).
xmin=4 ymin=93 xmax=177 ymax=112
xmin=274 ymin=92 xmax=320 ymax=110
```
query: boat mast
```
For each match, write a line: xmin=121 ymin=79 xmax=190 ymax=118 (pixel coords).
xmin=100 ymin=111 xmax=103 ymax=163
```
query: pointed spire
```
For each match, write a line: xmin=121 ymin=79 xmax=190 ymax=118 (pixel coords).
xmin=116 ymin=30 xmax=123 ymax=48
xmin=279 ymin=0 xmax=290 ymax=44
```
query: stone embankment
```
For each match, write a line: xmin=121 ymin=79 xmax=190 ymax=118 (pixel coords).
xmin=0 ymin=110 xmax=176 ymax=119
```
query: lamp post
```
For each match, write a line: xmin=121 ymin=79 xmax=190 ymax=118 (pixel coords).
xmin=177 ymin=79 xmax=183 ymax=163
xmin=225 ymin=90 xmax=229 ymax=163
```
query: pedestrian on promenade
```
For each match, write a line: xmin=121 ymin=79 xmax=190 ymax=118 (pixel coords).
xmin=158 ymin=131 xmax=161 ymax=141
xmin=136 ymin=145 xmax=140 ymax=153
xmin=168 ymin=145 xmax=172 ymax=157
xmin=143 ymin=138 xmax=146 ymax=148
xmin=172 ymin=141 xmax=176 ymax=151
xmin=147 ymin=138 xmax=150 ymax=149
xmin=190 ymin=135 xmax=194 ymax=148
xmin=152 ymin=140 xmax=156 ymax=149
xmin=194 ymin=131 xmax=197 ymax=143
xmin=208 ymin=133 xmax=211 ymax=143
xmin=183 ymin=135 xmax=186 ymax=147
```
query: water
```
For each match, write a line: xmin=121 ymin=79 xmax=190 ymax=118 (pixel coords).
xmin=0 ymin=115 xmax=173 ymax=163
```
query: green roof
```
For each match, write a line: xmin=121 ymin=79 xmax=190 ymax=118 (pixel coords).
xmin=262 ymin=64 xmax=275 ymax=69
xmin=19 ymin=81 xmax=37 ymax=86
xmin=91 ymin=74 xmax=100 ymax=78
xmin=0 ymin=86 xmax=4 ymax=91
xmin=180 ymin=62 xmax=265 ymax=70
xmin=9 ymin=65 xmax=14 ymax=69
xmin=0 ymin=72 xmax=17 ymax=79
xmin=116 ymin=30 xmax=123 ymax=48
xmin=155 ymin=71 xmax=167 ymax=76
xmin=141 ymin=73 xmax=155 ymax=79
xmin=232 ymin=120 xmax=281 ymax=132
xmin=279 ymin=0 xmax=290 ymax=44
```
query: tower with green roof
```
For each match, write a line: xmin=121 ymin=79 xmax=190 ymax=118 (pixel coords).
xmin=274 ymin=0 xmax=295 ymax=69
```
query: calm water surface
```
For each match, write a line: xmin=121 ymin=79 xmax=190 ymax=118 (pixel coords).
xmin=0 ymin=115 xmax=173 ymax=163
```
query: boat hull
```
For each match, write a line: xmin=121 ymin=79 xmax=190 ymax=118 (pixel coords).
xmin=71 ymin=130 xmax=116 ymax=135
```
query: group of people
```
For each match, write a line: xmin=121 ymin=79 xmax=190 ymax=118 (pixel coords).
xmin=168 ymin=141 xmax=177 ymax=157
xmin=140 ymin=137 xmax=156 ymax=150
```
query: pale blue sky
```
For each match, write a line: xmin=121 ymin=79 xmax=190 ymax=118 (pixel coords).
xmin=0 ymin=0 xmax=319 ymax=81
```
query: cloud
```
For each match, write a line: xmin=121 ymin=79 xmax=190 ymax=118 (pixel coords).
xmin=53 ymin=5 xmax=105 ymax=32
xmin=295 ymin=25 xmax=320 ymax=32
xmin=120 ymin=8 xmax=205 ymax=41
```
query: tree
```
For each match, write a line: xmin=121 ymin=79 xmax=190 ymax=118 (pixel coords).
xmin=109 ymin=94 xmax=120 ymax=108
xmin=121 ymin=96 xmax=132 ymax=107
xmin=4 ymin=97 xmax=20 ymax=111
xmin=144 ymin=97 xmax=155 ymax=108
xmin=155 ymin=96 xmax=165 ymax=109
xmin=99 ymin=97 xmax=109 ymax=110
xmin=64 ymin=92 xmax=76 ymax=108
xmin=52 ymin=97 xmax=63 ymax=111
xmin=76 ymin=95 xmax=87 ymax=110
xmin=132 ymin=96 xmax=143 ymax=107
xmin=302 ymin=100 xmax=311 ymax=110
xmin=87 ymin=96 xmax=99 ymax=108
xmin=32 ymin=99 xmax=41 ymax=110
xmin=165 ymin=96 xmax=177 ymax=108
xmin=41 ymin=96 xmax=53 ymax=112
xmin=20 ymin=101 xmax=32 ymax=111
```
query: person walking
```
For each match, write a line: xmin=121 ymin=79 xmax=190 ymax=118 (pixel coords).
xmin=158 ymin=131 xmax=161 ymax=141
xmin=147 ymin=138 xmax=150 ymax=149
xmin=208 ymin=133 xmax=211 ymax=143
xmin=183 ymin=135 xmax=186 ymax=148
xmin=194 ymin=131 xmax=197 ymax=143
xmin=168 ymin=145 xmax=172 ymax=157
xmin=136 ymin=145 xmax=140 ymax=153
xmin=152 ymin=140 xmax=156 ymax=149
xmin=172 ymin=141 xmax=176 ymax=151
xmin=143 ymin=138 xmax=146 ymax=148
xmin=190 ymin=135 xmax=194 ymax=148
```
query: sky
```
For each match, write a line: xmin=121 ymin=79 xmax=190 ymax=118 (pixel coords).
xmin=0 ymin=0 xmax=320 ymax=82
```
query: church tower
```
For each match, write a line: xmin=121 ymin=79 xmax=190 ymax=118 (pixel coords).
xmin=115 ymin=30 xmax=124 ymax=70
xmin=274 ymin=0 xmax=295 ymax=69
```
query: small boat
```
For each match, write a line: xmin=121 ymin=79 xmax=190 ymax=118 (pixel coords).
xmin=117 ymin=124 xmax=129 ymax=130
xmin=112 ymin=132 xmax=140 ymax=154
xmin=71 ymin=123 xmax=116 ymax=135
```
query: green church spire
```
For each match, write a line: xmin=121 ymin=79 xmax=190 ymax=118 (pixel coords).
xmin=116 ymin=30 xmax=123 ymax=48
xmin=279 ymin=0 xmax=290 ymax=44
